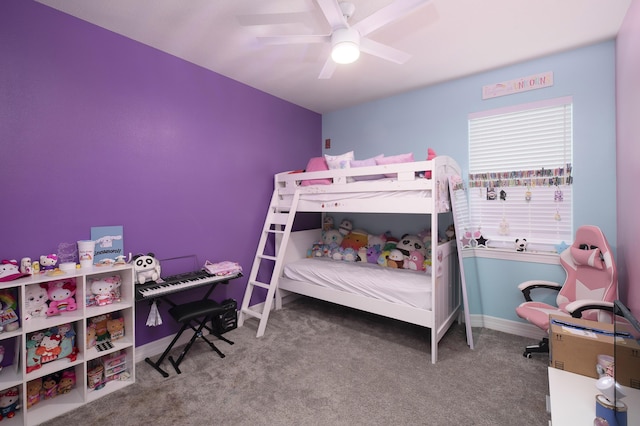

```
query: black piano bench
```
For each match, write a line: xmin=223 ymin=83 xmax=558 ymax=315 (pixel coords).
xmin=166 ymin=298 xmax=234 ymax=375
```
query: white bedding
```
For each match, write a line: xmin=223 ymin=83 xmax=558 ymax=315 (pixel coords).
xmin=283 ymin=258 xmax=432 ymax=310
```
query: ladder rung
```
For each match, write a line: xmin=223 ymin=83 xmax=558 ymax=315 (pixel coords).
xmin=241 ymin=309 xmax=262 ymax=320
xmin=257 ymin=254 xmax=277 ymax=261
xmin=249 ymin=280 xmax=270 ymax=290
xmin=265 ymin=229 xmax=285 ymax=234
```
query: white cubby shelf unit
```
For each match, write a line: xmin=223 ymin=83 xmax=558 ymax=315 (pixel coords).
xmin=0 ymin=264 xmax=135 ymax=426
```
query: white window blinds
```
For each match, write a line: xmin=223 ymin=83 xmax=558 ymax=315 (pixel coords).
xmin=467 ymin=97 xmax=573 ymax=251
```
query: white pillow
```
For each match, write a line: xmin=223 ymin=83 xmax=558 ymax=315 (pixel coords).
xmin=324 ymin=151 xmax=354 ymax=170
xmin=325 ymin=151 xmax=355 ymax=182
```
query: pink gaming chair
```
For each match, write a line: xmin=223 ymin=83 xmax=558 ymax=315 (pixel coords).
xmin=515 ymin=225 xmax=618 ymax=357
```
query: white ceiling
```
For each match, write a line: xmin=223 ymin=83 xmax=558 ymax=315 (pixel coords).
xmin=36 ymin=0 xmax=632 ymax=114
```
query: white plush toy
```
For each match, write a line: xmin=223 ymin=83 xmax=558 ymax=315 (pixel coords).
xmin=132 ymin=253 xmax=161 ymax=284
xmin=24 ymin=284 xmax=49 ymax=320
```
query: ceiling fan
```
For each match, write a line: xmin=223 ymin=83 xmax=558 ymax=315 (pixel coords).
xmin=256 ymin=0 xmax=433 ymax=79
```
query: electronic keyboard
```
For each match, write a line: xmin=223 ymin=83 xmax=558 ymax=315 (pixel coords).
xmin=135 ymin=270 xmax=240 ymax=301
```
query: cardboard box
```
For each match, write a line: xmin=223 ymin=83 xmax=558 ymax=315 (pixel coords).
xmin=549 ymin=314 xmax=640 ymax=387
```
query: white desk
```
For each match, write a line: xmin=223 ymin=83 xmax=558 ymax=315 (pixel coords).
xmin=548 ymin=367 xmax=639 ymax=425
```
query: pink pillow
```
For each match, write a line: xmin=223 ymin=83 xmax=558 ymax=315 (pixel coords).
xmin=570 ymin=246 xmax=604 ymax=270
xmin=375 ymin=153 xmax=415 ymax=178
xmin=300 ymin=157 xmax=331 ymax=186
xmin=350 ymin=155 xmax=384 ymax=181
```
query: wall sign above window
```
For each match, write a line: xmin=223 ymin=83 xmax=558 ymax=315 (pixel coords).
xmin=482 ymin=71 xmax=553 ymax=100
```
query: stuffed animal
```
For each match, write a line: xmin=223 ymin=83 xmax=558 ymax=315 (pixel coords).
xmin=41 ymin=373 xmax=60 ymax=400
xmin=24 ymin=284 xmax=49 ymax=320
xmin=377 ymin=250 xmax=391 ymax=267
xmin=45 ymin=279 xmax=77 ymax=316
xmin=330 ymin=247 xmax=343 ymax=261
xmin=342 ymin=247 xmax=357 ymax=262
xmin=404 ymin=250 xmax=426 ymax=271
xmin=323 ymin=215 xmax=334 ymax=231
xmin=0 ymin=387 xmax=20 ymax=420
xmin=386 ymin=249 xmax=404 ymax=268
xmin=26 ymin=378 xmax=42 ymax=409
xmin=366 ymin=245 xmax=381 ymax=264
xmin=89 ymin=275 xmax=121 ymax=306
xmin=515 ymin=238 xmax=528 ymax=252
xmin=356 ymin=247 xmax=368 ymax=262
xmin=0 ymin=259 xmax=30 ymax=282
xmin=132 ymin=253 xmax=161 ymax=285
xmin=57 ymin=369 xmax=76 ymax=394
xmin=107 ymin=318 xmax=125 ymax=341
xmin=322 ymin=229 xmax=343 ymax=247
xmin=338 ymin=219 xmax=353 ymax=236
xmin=367 ymin=233 xmax=386 ymax=250
xmin=396 ymin=234 xmax=427 ymax=258
xmin=340 ymin=230 xmax=368 ymax=251
xmin=39 ymin=254 xmax=58 ymax=271
xmin=444 ymin=225 xmax=455 ymax=241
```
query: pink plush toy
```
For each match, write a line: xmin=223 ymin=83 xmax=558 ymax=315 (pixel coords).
xmin=45 ymin=280 xmax=77 ymax=316
xmin=425 ymin=148 xmax=437 ymax=179
xmin=404 ymin=250 xmax=426 ymax=271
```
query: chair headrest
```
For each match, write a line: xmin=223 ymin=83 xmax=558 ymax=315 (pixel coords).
xmin=570 ymin=245 xmax=604 ymax=270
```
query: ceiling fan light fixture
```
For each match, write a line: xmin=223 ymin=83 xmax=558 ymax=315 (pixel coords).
xmin=332 ymin=41 xmax=360 ymax=64
xmin=331 ymin=27 xmax=360 ymax=64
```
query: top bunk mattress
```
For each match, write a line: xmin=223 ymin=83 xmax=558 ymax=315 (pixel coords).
xmin=282 ymin=258 xmax=433 ymax=311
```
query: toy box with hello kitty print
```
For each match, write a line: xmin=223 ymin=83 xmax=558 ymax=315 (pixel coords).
xmin=26 ymin=323 xmax=78 ymax=374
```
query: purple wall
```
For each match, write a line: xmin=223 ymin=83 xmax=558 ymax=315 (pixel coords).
xmin=0 ymin=0 xmax=321 ymax=346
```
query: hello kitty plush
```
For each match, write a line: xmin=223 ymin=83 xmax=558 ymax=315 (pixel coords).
xmin=45 ymin=280 xmax=77 ymax=316
xmin=24 ymin=284 xmax=49 ymax=320
xmin=0 ymin=387 xmax=20 ymax=420
xmin=89 ymin=275 xmax=121 ymax=306
xmin=39 ymin=254 xmax=58 ymax=271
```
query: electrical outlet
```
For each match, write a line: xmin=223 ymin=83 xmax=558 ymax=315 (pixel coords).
xmin=325 ymin=138 xmax=331 ymax=149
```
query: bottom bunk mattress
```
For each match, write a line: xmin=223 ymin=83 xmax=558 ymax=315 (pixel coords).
xmin=282 ymin=258 xmax=432 ymax=311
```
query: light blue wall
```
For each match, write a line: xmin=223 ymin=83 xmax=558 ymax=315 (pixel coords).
xmin=322 ymin=41 xmax=617 ymax=323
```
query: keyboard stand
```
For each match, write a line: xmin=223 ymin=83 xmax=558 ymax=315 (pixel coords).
xmin=142 ymin=273 xmax=241 ymax=377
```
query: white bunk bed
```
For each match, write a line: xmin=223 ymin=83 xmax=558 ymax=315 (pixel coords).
xmin=267 ymin=155 xmax=464 ymax=364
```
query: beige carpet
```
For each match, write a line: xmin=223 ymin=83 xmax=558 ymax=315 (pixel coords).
xmin=42 ymin=297 xmax=550 ymax=425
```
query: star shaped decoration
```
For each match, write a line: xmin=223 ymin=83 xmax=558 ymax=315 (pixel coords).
xmin=460 ymin=235 xmax=472 ymax=248
xmin=476 ymin=234 xmax=489 ymax=248
xmin=555 ymin=241 xmax=569 ymax=253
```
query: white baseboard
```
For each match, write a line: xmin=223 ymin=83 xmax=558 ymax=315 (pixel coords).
xmin=469 ymin=314 xmax=547 ymax=340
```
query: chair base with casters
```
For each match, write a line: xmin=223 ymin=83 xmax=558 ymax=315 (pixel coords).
xmin=145 ymin=298 xmax=235 ymax=377
xmin=523 ymin=337 xmax=549 ymax=358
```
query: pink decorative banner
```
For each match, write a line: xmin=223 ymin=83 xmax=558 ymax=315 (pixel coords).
xmin=482 ymin=71 xmax=553 ymax=99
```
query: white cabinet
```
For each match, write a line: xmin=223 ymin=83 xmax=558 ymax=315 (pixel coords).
xmin=0 ymin=264 xmax=135 ymax=425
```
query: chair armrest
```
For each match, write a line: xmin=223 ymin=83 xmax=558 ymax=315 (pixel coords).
xmin=566 ymin=300 xmax=615 ymax=318
xmin=518 ymin=280 xmax=562 ymax=302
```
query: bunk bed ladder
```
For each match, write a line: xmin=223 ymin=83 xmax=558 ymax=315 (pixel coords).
xmin=238 ymin=190 xmax=300 ymax=337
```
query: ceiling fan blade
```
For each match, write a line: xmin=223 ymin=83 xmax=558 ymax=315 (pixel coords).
xmin=359 ymin=38 xmax=411 ymax=64
xmin=316 ymin=0 xmax=348 ymax=30
xmin=318 ymin=57 xmax=337 ymax=79
xmin=354 ymin=0 xmax=432 ymax=37
xmin=257 ymin=34 xmax=330 ymax=45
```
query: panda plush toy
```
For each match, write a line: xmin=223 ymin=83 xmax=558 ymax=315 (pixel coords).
xmin=515 ymin=238 xmax=528 ymax=252
xmin=395 ymin=234 xmax=427 ymax=258
xmin=132 ymin=253 xmax=161 ymax=284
